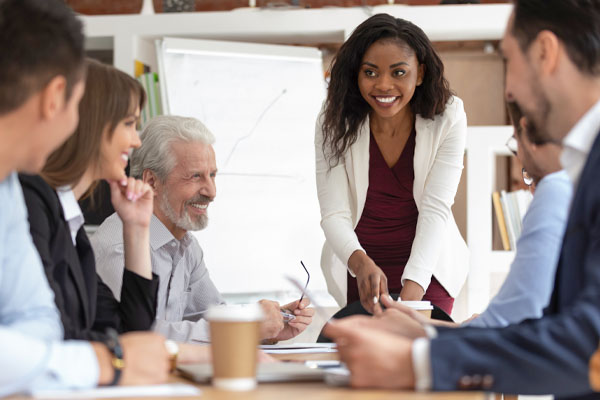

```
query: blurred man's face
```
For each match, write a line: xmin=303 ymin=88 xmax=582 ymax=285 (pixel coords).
xmin=501 ymin=14 xmax=554 ymax=144
xmin=20 ymin=77 xmax=85 ymax=174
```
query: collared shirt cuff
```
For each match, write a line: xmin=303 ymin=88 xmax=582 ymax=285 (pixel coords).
xmin=412 ymin=337 xmax=432 ymax=392
xmin=46 ymin=341 xmax=99 ymax=389
xmin=424 ymin=324 xmax=438 ymax=339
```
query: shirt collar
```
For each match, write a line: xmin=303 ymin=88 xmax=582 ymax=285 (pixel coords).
xmin=560 ymin=98 xmax=600 ymax=182
xmin=56 ymin=186 xmax=84 ymax=244
xmin=149 ymin=214 xmax=192 ymax=251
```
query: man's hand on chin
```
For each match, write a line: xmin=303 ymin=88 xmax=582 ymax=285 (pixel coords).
xmin=323 ymin=318 xmax=416 ymax=390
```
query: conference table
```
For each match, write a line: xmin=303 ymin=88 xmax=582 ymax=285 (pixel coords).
xmin=168 ymin=350 xmax=490 ymax=400
xmin=10 ymin=351 xmax=491 ymax=400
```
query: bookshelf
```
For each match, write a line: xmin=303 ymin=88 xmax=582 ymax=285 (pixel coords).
xmin=80 ymin=3 xmax=512 ymax=75
xmin=466 ymin=126 xmax=516 ymax=315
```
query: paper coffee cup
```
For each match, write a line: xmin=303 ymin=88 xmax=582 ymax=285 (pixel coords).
xmin=399 ymin=300 xmax=433 ymax=318
xmin=206 ymin=304 xmax=264 ymax=391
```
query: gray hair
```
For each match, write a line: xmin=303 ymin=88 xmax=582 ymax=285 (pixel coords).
xmin=131 ymin=115 xmax=215 ymax=181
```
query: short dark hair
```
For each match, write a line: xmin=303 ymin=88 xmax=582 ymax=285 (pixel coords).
xmin=512 ymin=0 xmax=600 ymax=75
xmin=322 ymin=13 xmax=452 ymax=166
xmin=0 ymin=0 xmax=85 ymax=115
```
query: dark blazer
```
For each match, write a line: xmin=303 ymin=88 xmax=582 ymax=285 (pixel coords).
xmin=19 ymin=174 xmax=159 ymax=342
xmin=430 ymin=129 xmax=600 ymax=399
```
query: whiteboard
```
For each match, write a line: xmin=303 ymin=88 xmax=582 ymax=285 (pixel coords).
xmin=157 ymin=38 xmax=328 ymax=297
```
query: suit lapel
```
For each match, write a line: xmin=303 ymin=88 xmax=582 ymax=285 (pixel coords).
xmin=53 ymin=194 xmax=93 ymax=329
xmin=413 ymin=115 xmax=434 ymax=206
xmin=348 ymin=116 xmax=371 ymax=226
xmin=75 ymin=227 xmax=97 ymax=327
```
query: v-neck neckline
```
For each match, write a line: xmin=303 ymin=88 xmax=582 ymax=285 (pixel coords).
xmin=370 ymin=129 xmax=414 ymax=170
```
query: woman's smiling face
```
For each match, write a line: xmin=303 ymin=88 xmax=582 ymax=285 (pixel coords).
xmin=98 ymin=104 xmax=141 ymax=182
xmin=357 ymin=39 xmax=424 ymax=120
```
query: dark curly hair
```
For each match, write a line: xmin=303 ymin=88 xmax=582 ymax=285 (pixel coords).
xmin=321 ymin=13 xmax=452 ymax=166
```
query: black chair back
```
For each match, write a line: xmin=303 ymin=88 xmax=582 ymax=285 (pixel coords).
xmin=316 ymin=293 xmax=453 ymax=343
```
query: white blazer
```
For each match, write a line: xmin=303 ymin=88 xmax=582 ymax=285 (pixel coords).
xmin=315 ymin=96 xmax=469 ymax=307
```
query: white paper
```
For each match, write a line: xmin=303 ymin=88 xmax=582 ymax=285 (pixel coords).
xmin=259 ymin=342 xmax=336 ymax=350
xmin=32 ymin=383 xmax=201 ymax=399
xmin=260 ymin=343 xmax=337 ymax=354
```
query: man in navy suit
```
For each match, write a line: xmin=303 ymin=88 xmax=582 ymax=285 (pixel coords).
xmin=325 ymin=1 xmax=600 ymax=398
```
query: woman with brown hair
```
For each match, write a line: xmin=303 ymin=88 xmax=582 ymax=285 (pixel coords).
xmin=316 ymin=14 xmax=469 ymax=314
xmin=18 ymin=58 xmax=158 ymax=341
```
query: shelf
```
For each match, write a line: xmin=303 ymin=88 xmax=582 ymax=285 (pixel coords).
xmin=80 ymin=3 xmax=512 ymax=75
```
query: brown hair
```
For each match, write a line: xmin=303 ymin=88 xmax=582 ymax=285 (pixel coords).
xmin=41 ymin=58 xmax=146 ymax=197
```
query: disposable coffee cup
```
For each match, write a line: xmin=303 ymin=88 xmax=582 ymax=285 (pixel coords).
xmin=206 ymin=304 xmax=264 ymax=391
xmin=399 ymin=300 xmax=433 ymax=318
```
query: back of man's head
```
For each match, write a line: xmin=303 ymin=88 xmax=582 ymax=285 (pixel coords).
xmin=512 ymin=0 xmax=600 ymax=76
xmin=0 ymin=0 xmax=85 ymax=116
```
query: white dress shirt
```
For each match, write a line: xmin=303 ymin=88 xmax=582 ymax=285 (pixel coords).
xmin=92 ymin=213 xmax=225 ymax=343
xmin=56 ymin=186 xmax=85 ymax=245
xmin=412 ymin=98 xmax=600 ymax=391
xmin=561 ymin=99 xmax=600 ymax=185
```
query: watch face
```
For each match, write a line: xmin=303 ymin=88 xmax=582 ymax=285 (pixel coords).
xmin=164 ymin=339 xmax=179 ymax=356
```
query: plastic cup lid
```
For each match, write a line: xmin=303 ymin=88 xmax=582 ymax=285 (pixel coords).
xmin=205 ymin=303 xmax=264 ymax=322
xmin=399 ymin=300 xmax=433 ymax=310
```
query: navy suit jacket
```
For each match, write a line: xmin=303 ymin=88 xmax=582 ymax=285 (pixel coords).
xmin=430 ymin=128 xmax=600 ymax=399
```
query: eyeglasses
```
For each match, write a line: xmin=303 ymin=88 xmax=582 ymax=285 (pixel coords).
xmin=522 ymin=168 xmax=533 ymax=186
xmin=506 ymin=135 xmax=518 ymax=156
xmin=298 ymin=261 xmax=310 ymax=303
xmin=280 ymin=261 xmax=311 ymax=323
xmin=506 ymin=135 xmax=534 ymax=187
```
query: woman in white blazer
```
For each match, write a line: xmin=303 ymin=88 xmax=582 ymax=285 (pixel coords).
xmin=315 ymin=14 xmax=468 ymax=314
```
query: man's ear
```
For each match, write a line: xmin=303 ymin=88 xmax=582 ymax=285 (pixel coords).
xmin=530 ymin=30 xmax=560 ymax=77
xmin=40 ymin=76 xmax=67 ymax=120
xmin=143 ymin=169 xmax=158 ymax=194
xmin=518 ymin=116 xmax=528 ymax=133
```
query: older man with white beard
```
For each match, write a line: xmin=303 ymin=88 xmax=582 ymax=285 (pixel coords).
xmin=92 ymin=115 xmax=313 ymax=343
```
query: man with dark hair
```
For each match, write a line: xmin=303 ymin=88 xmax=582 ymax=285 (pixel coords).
xmin=325 ymin=1 xmax=600 ymax=398
xmin=0 ymin=0 xmax=169 ymax=395
xmin=0 ymin=0 xmax=85 ymax=117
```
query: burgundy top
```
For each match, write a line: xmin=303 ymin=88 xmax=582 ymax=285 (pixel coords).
xmin=347 ymin=129 xmax=419 ymax=303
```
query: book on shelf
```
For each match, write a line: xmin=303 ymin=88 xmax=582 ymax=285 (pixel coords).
xmin=136 ymin=72 xmax=163 ymax=125
xmin=492 ymin=189 xmax=533 ymax=251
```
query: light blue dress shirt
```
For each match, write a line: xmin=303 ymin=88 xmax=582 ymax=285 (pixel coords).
xmin=0 ymin=173 xmax=98 ymax=396
xmin=466 ymin=170 xmax=573 ymax=328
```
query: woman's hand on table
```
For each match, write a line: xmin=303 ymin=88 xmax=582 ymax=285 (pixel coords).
xmin=348 ymin=250 xmax=389 ymax=314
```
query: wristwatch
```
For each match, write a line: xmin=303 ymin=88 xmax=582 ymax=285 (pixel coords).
xmin=164 ymin=339 xmax=179 ymax=371
xmin=104 ymin=328 xmax=125 ymax=386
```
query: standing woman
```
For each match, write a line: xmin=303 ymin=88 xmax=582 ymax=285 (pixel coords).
xmin=19 ymin=59 xmax=158 ymax=341
xmin=316 ymin=14 xmax=468 ymax=314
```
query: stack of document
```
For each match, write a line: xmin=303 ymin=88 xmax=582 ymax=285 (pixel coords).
xmin=259 ymin=343 xmax=337 ymax=354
